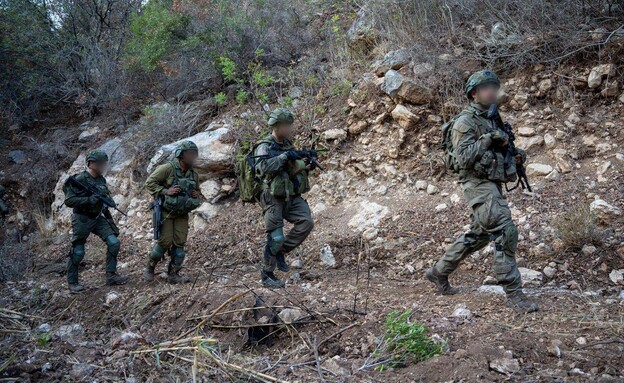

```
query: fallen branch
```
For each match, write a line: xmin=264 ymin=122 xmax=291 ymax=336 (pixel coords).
xmin=178 ymin=290 xmax=250 ymax=339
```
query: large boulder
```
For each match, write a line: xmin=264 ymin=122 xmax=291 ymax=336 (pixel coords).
xmin=346 ymin=6 xmax=376 ymax=46
xmin=348 ymin=201 xmax=389 ymax=233
xmin=374 ymin=49 xmax=412 ymax=76
xmin=382 ymin=70 xmax=431 ymax=105
xmin=147 ymin=128 xmax=233 ymax=179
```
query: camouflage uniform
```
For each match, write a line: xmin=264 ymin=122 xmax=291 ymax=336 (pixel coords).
xmin=254 ymin=108 xmax=315 ymax=288
xmin=427 ymin=70 xmax=537 ymax=313
xmin=144 ymin=141 xmax=201 ymax=283
xmin=63 ymin=150 xmax=126 ymax=292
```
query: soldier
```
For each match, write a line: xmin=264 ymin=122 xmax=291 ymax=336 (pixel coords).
xmin=253 ymin=108 xmax=315 ymax=288
xmin=63 ymin=150 xmax=128 ymax=293
xmin=143 ymin=141 xmax=201 ymax=284
xmin=426 ymin=70 xmax=538 ymax=313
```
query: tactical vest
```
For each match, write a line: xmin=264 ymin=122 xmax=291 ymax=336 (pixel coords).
xmin=161 ymin=161 xmax=201 ymax=215
xmin=65 ymin=172 xmax=110 ymax=217
xmin=459 ymin=106 xmax=517 ymax=184
xmin=256 ymin=137 xmax=310 ymax=200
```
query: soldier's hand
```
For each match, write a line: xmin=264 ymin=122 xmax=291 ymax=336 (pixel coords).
xmin=191 ymin=190 xmax=199 ymax=198
xmin=87 ymin=195 xmax=99 ymax=206
xmin=167 ymin=186 xmax=181 ymax=196
xmin=489 ymin=130 xmax=509 ymax=146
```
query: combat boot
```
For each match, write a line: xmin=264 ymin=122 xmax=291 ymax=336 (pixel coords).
xmin=276 ymin=253 xmax=290 ymax=272
xmin=425 ymin=267 xmax=459 ymax=295
xmin=143 ymin=265 xmax=155 ymax=281
xmin=106 ymin=272 xmax=128 ymax=286
xmin=168 ymin=271 xmax=191 ymax=284
xmin=261 ymin=271 xmax=285 ymax=288
xmin=68 ymin=283 xmax=84 ymax=294
xmin=507 ymin=291 xmax=538 ymax=313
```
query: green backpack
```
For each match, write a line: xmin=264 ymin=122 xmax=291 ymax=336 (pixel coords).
xmin=440 ymin=111 xmax=471 ymax=174
xmin=236 ymin=143 xmax=266 ymax=203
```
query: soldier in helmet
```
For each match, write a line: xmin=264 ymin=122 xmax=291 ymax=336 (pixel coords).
xmin=143 ymin=141 xmax=201 ymax=284
xmin=425 ymin=70 xmax=538 ymax=313
xmin=63 ymin=150 xmax=128 ymax=293
xmin=253 ymin=108 xmax=315 ymax=288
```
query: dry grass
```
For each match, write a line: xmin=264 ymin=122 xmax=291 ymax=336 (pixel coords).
xmin=555 ymin=204 xmax=606 ymax=250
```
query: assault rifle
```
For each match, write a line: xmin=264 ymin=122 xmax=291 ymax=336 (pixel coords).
xmin=67 ymin=176 xmax=128 ymax=216
xmin=150 ymin=197 xmax=162 ymax=240
xmin=248 ymin=148 xmax=326 ymax=171
xmin=486 ymin=104 xmax=532 ymax=192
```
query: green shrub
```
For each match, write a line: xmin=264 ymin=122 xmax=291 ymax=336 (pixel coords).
xmin=215 ymin=92 xmax=227 ymax=106
xmin=219 ymin=56 xmax=238 ymax=83
xmin=370 ymin=311 xmax=445 ymax=371
xmin=126 ymin=1 xmax=189 ymax=72
xmin=235 ymin=90 xmax=248 ymax=104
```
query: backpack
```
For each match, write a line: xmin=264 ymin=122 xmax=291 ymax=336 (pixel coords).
xmin=440 ymin=117 xmax=461 ymax=174
xmin=236 ymin=140 xmax=272 ymax=203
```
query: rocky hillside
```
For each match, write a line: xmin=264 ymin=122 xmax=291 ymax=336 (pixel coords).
xmin=1 ymin=1 xmax=624 ymax=382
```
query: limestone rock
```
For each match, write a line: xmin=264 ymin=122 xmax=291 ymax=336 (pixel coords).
xmin=348 ymin=201 xmax=389 ymax=231
xmin=587 ymin=64 xmax=615 ymax=89
xmin=147 ymin=128 xmax=233 ymax=176
xmin=391 ymin=104 xmax=419 ymax=129
xmin=519 ymin=267 xmax=543 ymax=286
xmin=543 ymin=266 xmax=557 ymax=278
xmin=426 ymin=184 xmax=439 ymax=195
xmin=278 ymin=308 xmax=306 ymax=324
xmin=609 ymin=269 xmax=624 ymax=285
xmin=320 ymin=244 xmax=336 ymax=267
xmin=544 ymin=133 xmax=556 ymax=149
xmin=323 ymin=128 xmax=347 ymax=141
xmin=589 ymin=199 xmax=621 ymax=225
xmin=415 ymin=180 xmax=428 ymax=190
xmin=383 ymin=70 xmax=431 ymax=105
xmin=526 ymin=163 xmax=553 ymax=176
xmin=374 ymin=49 xmax=412 ymax=76
xmin=490 ymin=358 xmax=520 ymax=375
xmin=451 ymin=303 xmax=472 ymax=319
xmin=515 ymin=135 xmax=544 ymax=152
xmin=435 ymin=203 xmax=448 ymax=212
xmin=78 ymin=125 xmax=101 ymax=141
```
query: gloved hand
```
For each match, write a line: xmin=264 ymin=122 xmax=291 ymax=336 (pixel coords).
xmin=489 ymin=129 xmax=509 ymax=144
xmin=285 ymin=151 xmax=304 ymax=160
xmin=87 ymin=195 xmax=100 ymax=206
xmin=515 ymin=148 xmax=527 ymax=165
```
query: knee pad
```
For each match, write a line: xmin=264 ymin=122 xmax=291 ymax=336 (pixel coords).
xmin=150 ymin=244 xmax=166 ymax=261
xmin=267 ymin=228 xmax=285 ymax=255
xmin=72 ymin=245 xmax=85 ymax=265
xmin=171 ymin=246 xmax=185 ymax=258
xmin=501 ymin=224 xmax=518 ymax=255
xmin=105 ymin=235 xmax=121 ymax=256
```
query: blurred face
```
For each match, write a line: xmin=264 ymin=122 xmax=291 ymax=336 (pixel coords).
xmin=273 ymin=122 xmax=294 ymax=140
xmin=472 ymin=83 xmax=499 ymax=106
xmin=181 ymin=150 xmax=198 ymax=167
xmin=88 ymin=161 xmax=107 ymax=176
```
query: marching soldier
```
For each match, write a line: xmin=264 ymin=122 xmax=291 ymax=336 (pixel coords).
xmin=143 ymin=141 xmax=201 ymax=284
xmin=253 ymin=108 xmax=315 ymax=288
xmin=426 ymin=70 xmax=538 ymax=313
xmin=63 ymin=150 xmax=128 ymax=293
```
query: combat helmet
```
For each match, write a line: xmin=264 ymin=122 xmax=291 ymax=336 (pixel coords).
xmin=174 ymin=140 xmax=198 ymax=158
xmin=465 ymin=70 xmax=500 ymax=99
xmin=85 ymin=150 xmax=108 ymax=164
xmin=268 ymin=108 xmax=294 ymax=126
